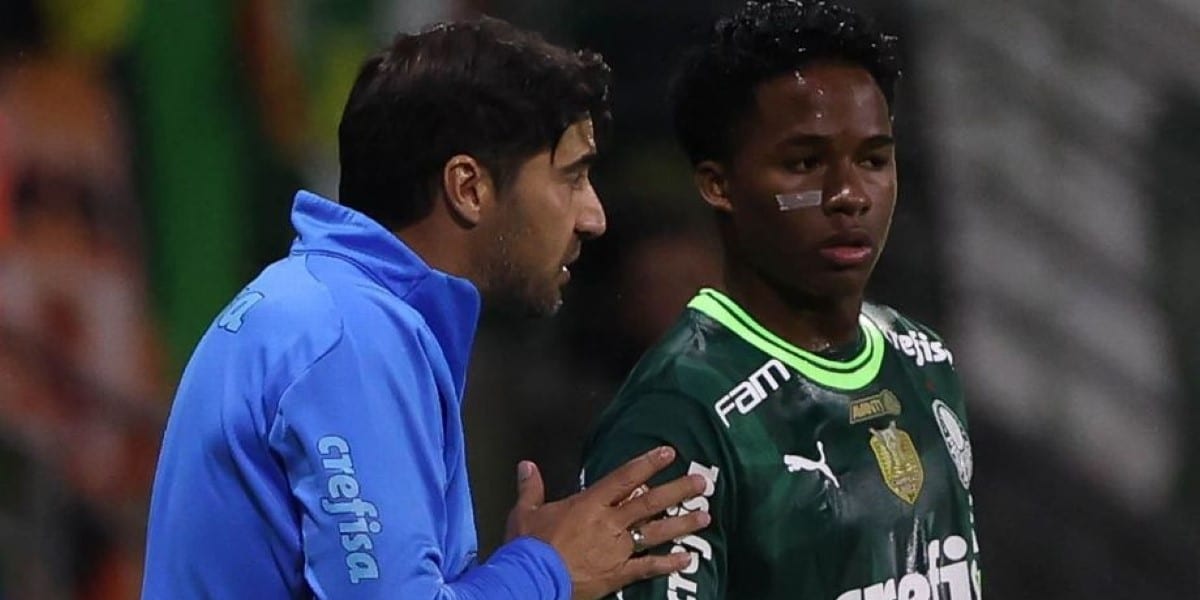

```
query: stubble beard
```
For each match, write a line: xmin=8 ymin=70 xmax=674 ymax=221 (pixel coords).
xmin=484 ymin=232 xmax=561 ymax=319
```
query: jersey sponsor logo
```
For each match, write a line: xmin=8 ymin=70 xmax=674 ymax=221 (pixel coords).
xmin=932 ymin=399 xmax=973 ymax=490
xmin=836 ymin=534 xmax=979 ymax=600
xmin=883 ymin=329 xmax=953 ymax=367
xmin=217 ymin=290 xmax=264 ymax=333
xmin=713 ymin=359 xmax=791 ymax=428
xmin=783 ymin=441 xmax=840 ymax=488
xmin=869 ymin=422 xmax=924 ymax=505
xmin=663 ymin=461 xmax=719 ymax=600
xmin=317 ymin=435 xmax=382 ymax=584
xmin=849 ymin=389 xmax=903 ymax=424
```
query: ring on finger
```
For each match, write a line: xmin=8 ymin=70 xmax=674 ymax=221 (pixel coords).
xmin=629 ymin=526 xmax=649 ymax=554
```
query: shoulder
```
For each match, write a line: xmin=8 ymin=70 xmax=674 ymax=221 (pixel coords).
xmin=255 ymin=253 xmax=436 ymax=352
xmin=613 ymin=310 xmax=742 ymax=413
xmin=199 ymin=255 xmax=434 ymax=396
xmin=200 ymin=258 xmax=345 ymax=377
xmin=587 ymin=311 xmax=746 ymax=454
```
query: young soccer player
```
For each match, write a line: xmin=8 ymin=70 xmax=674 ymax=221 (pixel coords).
xmin=582 ymin=2 xmax=982 ymax=598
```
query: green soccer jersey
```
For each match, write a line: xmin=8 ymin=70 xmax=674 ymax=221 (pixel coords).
xmin=582 ymin=288 xmax=981 ymax=600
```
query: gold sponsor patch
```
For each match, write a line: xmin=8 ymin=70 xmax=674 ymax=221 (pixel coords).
xmin=869 ymin=422 xmax=924 ymax=505
xmin=849 ymin=389 xmax=902 ymax=424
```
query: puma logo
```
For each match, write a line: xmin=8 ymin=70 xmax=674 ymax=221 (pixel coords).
xmin=784 ymin=441 xmax=840 ymax=488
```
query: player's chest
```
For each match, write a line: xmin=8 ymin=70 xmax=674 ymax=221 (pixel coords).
xmin=718 ymin=356 xmax=973 ymax=537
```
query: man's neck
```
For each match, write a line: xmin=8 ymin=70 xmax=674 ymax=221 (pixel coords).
xmin=393 ymin=214 xmax=476 ymax=283
xmin=722 ymin=260 xmax=864 ymax=353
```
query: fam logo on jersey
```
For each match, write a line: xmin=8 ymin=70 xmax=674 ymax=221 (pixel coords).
xmin=713 ymin=359 xmax=790 ymax=428
xmin=849 ymin=389 xmax=902 ymax=424
xmin=836 ymin=534 xmax=980 ymax=600
xmin=883 ymin=329 xmax=953 ymax=366
xmin=869 ymin=422 xmax=924 ymax=505
xmin=932 ymin=399 xmax=973 ymax=490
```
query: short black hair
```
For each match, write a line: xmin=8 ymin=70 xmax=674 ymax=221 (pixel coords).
xmin=671 ymin=0 xmax=901 ymax=165
xmin=338 ymin=18 xmax=612 ymax=229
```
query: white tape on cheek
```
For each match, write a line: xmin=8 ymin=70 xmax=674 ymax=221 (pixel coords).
xmin=775 ymin=190 xmax=823 ymax=211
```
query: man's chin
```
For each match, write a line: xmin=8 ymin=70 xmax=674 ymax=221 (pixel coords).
xmin=527 ymin=290 xmax=565 ymax=318
xmin=485 ymin=287 xmax=564 ymax=319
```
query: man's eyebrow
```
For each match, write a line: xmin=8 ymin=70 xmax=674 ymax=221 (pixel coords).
xmin=557 ymin=150 xmax=598 ymax=172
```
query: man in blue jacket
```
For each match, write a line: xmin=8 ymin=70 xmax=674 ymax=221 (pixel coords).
xmin=142 ymin=18 xmax=710 ymax=600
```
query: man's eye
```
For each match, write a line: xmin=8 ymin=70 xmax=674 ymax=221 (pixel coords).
xmin=789 ymin=157 xmax=821 ymax=173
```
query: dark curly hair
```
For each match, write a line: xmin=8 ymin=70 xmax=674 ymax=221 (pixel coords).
xmin=338 ymin=18 xmax=612 ymax=229
xmin=671 ymin=0 xmax=900 ymax=166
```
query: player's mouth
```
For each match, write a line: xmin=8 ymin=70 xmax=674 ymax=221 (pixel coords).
xmin=818 ymin=230 xmax=874 ymax=268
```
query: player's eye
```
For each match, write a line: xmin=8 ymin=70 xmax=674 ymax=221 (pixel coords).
xmin=788 ymin=156 xmax=822 ymax=174
xmin=858 ymin=153 xmax=892 ymax=170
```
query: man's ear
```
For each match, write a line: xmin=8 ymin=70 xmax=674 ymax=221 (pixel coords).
xmin=441 ymin=155 xmax=495 ymax=227
xmin=694 ymin=160 xmax=733 ymax=213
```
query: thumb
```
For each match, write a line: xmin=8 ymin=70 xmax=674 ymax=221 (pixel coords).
xmin=515 ymin=461 xmax=545 ymax=509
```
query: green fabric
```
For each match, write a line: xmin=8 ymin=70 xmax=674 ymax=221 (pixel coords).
xmin=134 ymin=0 xmax=250 ymax=369
xmin=583 ymin=294 xmax=982 ymax=600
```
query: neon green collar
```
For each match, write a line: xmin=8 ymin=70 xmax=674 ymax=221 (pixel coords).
xmin=687 ymin=288 xmax=884 ymax=390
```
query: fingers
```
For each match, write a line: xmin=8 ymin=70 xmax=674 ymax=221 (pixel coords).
xmin=631 ymin=511 xmax=710 ymax=550
xmin=617 ymin=473 xmax=707 ymax=525
xmin=614 ymin=551 xmax=693 ymax=587
xmin=588 ymin=446 xmax=676 ymax=505
xmin=515 ymin=461 xmax=545 ymax=510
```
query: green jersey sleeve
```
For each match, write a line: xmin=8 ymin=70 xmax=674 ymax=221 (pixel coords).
xmin=582 ymin=391 xmax=737 ymax=600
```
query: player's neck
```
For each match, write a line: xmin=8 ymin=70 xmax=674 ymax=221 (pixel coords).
xmin=722 ymin=264 xmax=863 ymax=353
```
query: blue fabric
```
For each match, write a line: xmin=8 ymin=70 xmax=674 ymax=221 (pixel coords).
xmin=143 ymin=191 xmax=571 ymax=599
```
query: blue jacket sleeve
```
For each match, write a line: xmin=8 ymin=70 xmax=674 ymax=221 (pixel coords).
xmin=266 ymin=325 xmax=571 ymax=599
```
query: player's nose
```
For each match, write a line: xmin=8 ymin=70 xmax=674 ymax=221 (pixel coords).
xmin=823 ymin=164 xmax=870 ymax=216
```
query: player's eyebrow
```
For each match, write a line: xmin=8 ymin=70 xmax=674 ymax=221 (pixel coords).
xmin=862 ymin=134 xmax=895 ymax=149
xmin=557 ymin=150 xmax=598 ymax=173
xmin=779 ymin=134 xmax=895 ymax=149
xmin=780 ymin=134 xmax=833 ymax=147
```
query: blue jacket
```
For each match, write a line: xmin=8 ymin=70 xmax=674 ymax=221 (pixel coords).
xmin=143 ymin=191 xmax=571 ymax=599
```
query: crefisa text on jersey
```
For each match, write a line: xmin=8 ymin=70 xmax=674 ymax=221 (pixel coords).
xmin=665 ymin=461 xmax=720 ymax=600
xmin=836 ymin=534 xmax=980 ymax=600
xmin=883 ymin=329 xmax=952 ymax=367
xmin=318 ymin=435 xmax=383 ymax=583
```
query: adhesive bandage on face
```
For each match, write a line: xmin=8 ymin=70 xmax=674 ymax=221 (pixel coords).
xmin=775 ymin=190 xmax=823 ymax=211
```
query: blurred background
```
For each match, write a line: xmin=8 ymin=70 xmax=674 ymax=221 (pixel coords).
xmin=0 ymin=0 xmax=1197 ymax=597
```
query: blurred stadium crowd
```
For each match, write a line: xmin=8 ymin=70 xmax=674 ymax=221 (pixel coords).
xmin=0 ymin=0 xmax=1197 ymax=598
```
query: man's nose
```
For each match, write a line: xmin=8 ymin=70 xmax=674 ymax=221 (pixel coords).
xmin=576 ymin=183 xmax=607 ymax=240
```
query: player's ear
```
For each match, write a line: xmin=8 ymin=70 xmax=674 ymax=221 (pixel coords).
xmin=441 ymin=154 xmax=495 ymax=227
xmin=694 ymin=160 xmax=733 ymax=213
